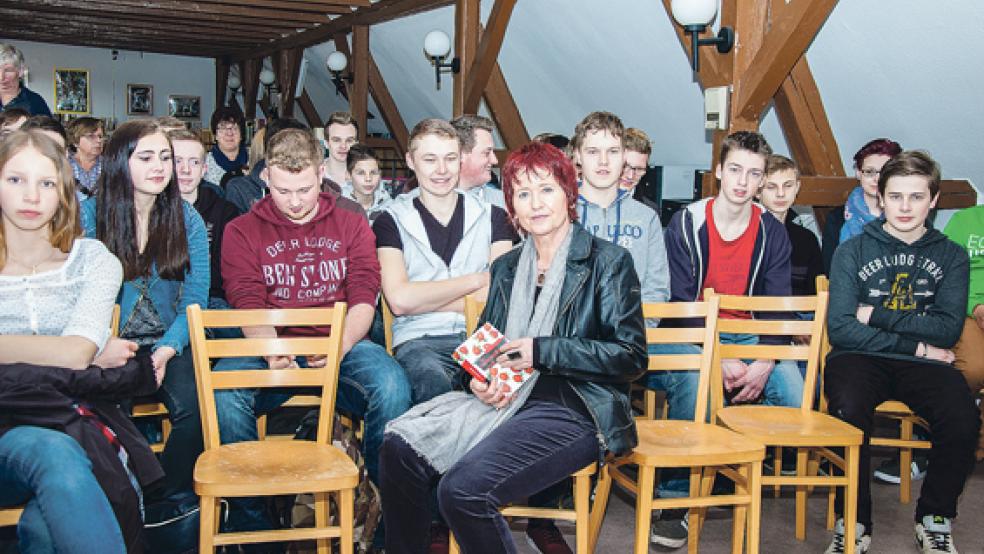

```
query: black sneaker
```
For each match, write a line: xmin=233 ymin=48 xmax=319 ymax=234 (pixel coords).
xmin=824 ymin=518 xmax=871 ymax=554
xmin=650 ymin=509 xmax=688 ymax=549
xmin=873 ymin=454 xmax=928 ymax=484
xmin=915 ymin=515 xmax=957 ymax=553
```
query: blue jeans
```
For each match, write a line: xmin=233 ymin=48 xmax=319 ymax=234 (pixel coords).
xmin=393 ymin=333 xmax=466 ymax=406
xmin=642 ymin=333 xmax=804 ymax=497
xmin=0 ymin=426 xmax=126 ymax=554
xmin=380 ymin=400 xmax=599 ymax=554
xmin=213 ymin=339 xmax=411 ymax=532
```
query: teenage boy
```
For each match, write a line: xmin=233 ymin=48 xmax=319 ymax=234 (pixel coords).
xmin=758 ymin=155 xmax=823 ymax=297
xmin=169 ymin=129 xmax=240 ymax=308
xmin=572 ymin=112 xmax=669 ymax=307
xmin=343 ymin=144 xmax=393 ymax=223
xmin=651 ymin=131 xmax=802 ymax=548
xmin=450 ymin=114 xmax=504 ymax=207
xmin=216 ymin=128 xmax=412 ymax=535
xmin=824 ymin=151 xmax=976 ymax=554
xmin=322 ymin=111 xmax=359 ymax=189
xmin=225 ymin=118 xmax=308 ymax=214
xmin=374 ymin=118 xmax=514 ymax=407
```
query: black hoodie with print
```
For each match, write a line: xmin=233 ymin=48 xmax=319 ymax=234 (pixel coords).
xmin=827 ymin=219 xmax=969 ymax=363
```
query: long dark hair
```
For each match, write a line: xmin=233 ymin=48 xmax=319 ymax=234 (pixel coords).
xmin=96 ymin=119 xmax=189 ymax=281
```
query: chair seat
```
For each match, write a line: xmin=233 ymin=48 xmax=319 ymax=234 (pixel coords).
xmin=0 ymin=507 xmax=23 ymax=527
xmin=717 ymin=406 xmax=862 ymax=447
xmin=630 ymin=420 xmax=765 ymax=466
xmin=194 ymin=441 xmax=359 ymax=497
xmin=876 ymin=400 xmax=915 ymax=415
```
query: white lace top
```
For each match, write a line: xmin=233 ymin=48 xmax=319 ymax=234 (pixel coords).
xmin=0 ymin=238 xmax=122 ymax=350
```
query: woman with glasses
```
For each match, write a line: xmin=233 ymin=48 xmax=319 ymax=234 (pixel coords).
xmin=821 ymin=138 xmax=902 ymax=273
xmin=203 ymin=106 xmax=247 ymax=187
xmin=66 ymin=117 xmax=105 ymax=197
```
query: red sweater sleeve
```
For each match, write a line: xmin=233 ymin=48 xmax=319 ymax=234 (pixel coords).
xmin=220 ymin=217 xmax=268 ymax=310
xmin=342 ymin=211 xmax=381 ymax=309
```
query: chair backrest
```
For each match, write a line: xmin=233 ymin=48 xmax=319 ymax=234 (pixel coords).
xmin=706 ymin=291 xmax=829 ymax=418
xmin=815 ymin=275 xmax=832 ymax=412
xmin=111 ymin=304 xmax=120 ymax=336
xmin=187 ymin=303 xmax=347 ymax=451
xmin=643 ymin=299 xmax=721 ymax=423
xmin=464 ymin=295 xmax=486 ymax=334
xmin=381 ymin=297 xmax=394 ymax=355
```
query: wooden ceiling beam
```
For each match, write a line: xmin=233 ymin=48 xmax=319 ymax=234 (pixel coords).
xmin=2 ymin=18 xmax=256 ymax=48
xmin=240 ymin=58 xmax=262 ymax=119
xmin=350 ymin=25 xmax=371 ymax=140
xmin=796 ymin=177 xmax=976 ymax=209
xmin=297 ymin=89 xmax=324 ymax=129
xmin=216 ymin=58 xmax=232 ymax=109
xmin=75 ymin=0 xmax=333 ymax=23
xmin=239 ymin=0 xmax=454 ymax=61
xmin=733 ymin=0 xmax=838 ymax=122
xmin=774 ymin=56 xmax=844 ymax=177
xmin=0 ymin=30 xmax=232 ymax=58
xmin=452 ymin=0 xmax=479 ymax=117
xmin=483 ymin=61 xmax=528 ymax=151
xmin=462 ymin=0 xmax=515 ymax=114
xmin=274 ymin=47 xmax=305 ymax=117
xmin=366 ymin=53 xmax=408 ymax=159
xmin=201 ymin=0 xmax=362 ymax=13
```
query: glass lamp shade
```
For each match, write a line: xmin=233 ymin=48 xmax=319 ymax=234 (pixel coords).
xmin=326 ymin=51 xmax=348 ymax=73
xmin=670 ymin=0 xmax=718 ymax=27
xmin=227 ymin=75 xmax=241 ymax=90
xmin=258 ymin=68 xmax=276 ymax=86
xmin=423 ymin=30 xmax=452 ymax=58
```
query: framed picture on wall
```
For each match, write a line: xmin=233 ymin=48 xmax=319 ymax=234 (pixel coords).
xmin=127 ymin=84 xmax=153 ymax=115
xmin=168 ymin=95 xmax=201 ymax=120
xmin=53 ymin=68 xmax=90 ymax=115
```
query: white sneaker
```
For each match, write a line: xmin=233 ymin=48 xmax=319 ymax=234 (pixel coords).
xmin=915 ymin=515 xmax=957 ymax=553
xmin=824 ymin=518 xmax=871 ymax=554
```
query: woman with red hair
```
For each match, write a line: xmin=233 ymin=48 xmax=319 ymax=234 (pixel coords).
xmin=379 ymin=141 xmax=647 ymax=553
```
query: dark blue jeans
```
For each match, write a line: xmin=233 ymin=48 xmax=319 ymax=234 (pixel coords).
xmin=394 ymin=333 xmax=466 ymax=406
xmin=380 ymin=400 xmax=599 ymax=554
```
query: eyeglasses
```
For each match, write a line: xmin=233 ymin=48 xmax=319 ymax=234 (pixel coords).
xmin=623 ymin=164 xmax=647 ymax=176
xmin=860 ymin=168 xmax=880 ymax=179
xmin=216 ymin=124 xmax=240 ymax=134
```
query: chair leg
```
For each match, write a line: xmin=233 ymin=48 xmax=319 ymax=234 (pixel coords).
xmin=449 ymin=533 xmax=461 ymax=554
xmin=747 ymin=460 xmax=762 ymax=554
xmin=843 ymin=445 xmax=860 ymax=554
xmin=315 ymin=492 xmax=330 ymax=554
xmin=900 ymin=418 xmax=914 ymax=504
xmin=772 ymin=446 xmax=782 ymax=498
xmin=694 ymin=465 xmax=715 ymax=544
xmin=634 ymin=464 xmax=657 ymax=554
xmin=199 ymin=494 xmax=216 ymax=553
xmin=687 ymin=466 xmax=702 ymax=552
xmin=340 ymin=488 xmax=354 ymax=554
xmin=589 ymin=465 xmax=612 ymax=553
xmin=826 ymin=485 xmax=836 ymax=530
xmin=574 ymin=471 xmax=591 ymax=553
xmin=731 ymin=463 xmax=748 ymax=554
xmin=795 ymin=448 xmax=808 ymax=541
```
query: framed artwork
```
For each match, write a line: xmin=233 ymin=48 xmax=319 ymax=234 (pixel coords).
xmin=168 ymin=95 xmax=201 ymax=120
xmin=127 ymin=84 xmax=153 ymax=115
xmin=53 ymin=68 xmax=90 ymax=115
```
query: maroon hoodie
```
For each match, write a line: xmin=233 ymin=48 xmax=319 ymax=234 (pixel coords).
xmin=221 ymin=192 xmax=379 ymax=336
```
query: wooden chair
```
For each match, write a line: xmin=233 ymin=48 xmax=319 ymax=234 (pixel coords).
xmin=187 ymin=303 xmax=359 ymax=553
xmin=448 ymin=295 xmax=606 ymax=554
xmin=607 ymin=299 xmax=766 ymax=554
xmin=815 ymin=275 xmax=931 ymax=505
xmin=709 ymin=291 xmax=864 ymax=554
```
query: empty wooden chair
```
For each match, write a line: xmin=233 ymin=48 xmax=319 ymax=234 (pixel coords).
xmin=188 ymin=303 xmax=358 ymax=553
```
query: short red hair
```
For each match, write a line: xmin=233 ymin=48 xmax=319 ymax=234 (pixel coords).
xmin=501 ymin=142 xmax=579 ymax=232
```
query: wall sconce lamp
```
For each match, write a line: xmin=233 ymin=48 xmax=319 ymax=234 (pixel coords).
xmin=258 ymin=68 xmax=281 ymax=119
xmin=422 ymin=30 xmax=459 ymax=90
xmin=670 ymin=0 xmax=734 ymax=73
xmin=226 ymin=74 xmax=241 ymax=106
xmin=326 ymin=51 xmax=354 ymax=96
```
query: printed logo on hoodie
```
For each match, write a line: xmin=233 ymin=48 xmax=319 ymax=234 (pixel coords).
xmin=856 ymin=252 xmax=946 ymax=311
xmin=262 ymin=236 xmax=348 ymax=302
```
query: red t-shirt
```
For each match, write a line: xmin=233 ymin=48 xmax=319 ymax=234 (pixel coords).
xmin=703 ymin=199 xmax=761 ymax=319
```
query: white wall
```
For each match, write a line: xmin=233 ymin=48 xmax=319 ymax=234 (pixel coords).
xmin=7 ymin=39 xmax=215 ymax=127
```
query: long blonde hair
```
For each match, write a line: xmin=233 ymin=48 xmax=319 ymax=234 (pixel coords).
xmin=0 ymin=130 xmax=80 ymax=270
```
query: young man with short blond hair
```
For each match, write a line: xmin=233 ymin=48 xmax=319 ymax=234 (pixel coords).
xmin=322 ymin=111 xmax=359 ymax=188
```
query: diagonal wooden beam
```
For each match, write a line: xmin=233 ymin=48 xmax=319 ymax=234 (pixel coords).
xmin=274 ymin=48 xmax=305 ymax=117
xmin=462 ymin=0 xmax=516 ymax=114
xmin=350 ymin=25 xmax=371 ymax=140
xmin=297 ymin=89 xmax=323 ymax=128
xmin=733 ymin=0 xmax=838 ymax=121
xmin=773 ymin=55 xmax=844 ymax=177
xmin=452 ymin=0 xmax=479 ymax=117
xmin=367 ymin=55 xmax=409 ymax=158
xmin=483 ymin=61 xmax=529 ymax=150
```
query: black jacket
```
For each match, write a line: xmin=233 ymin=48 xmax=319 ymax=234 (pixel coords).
xmin=194 ymin=182 xmax=242 ymax=300
xmin=0 ymin=357 xmax=164 ymax=553
xmin=478 ymin=224 xmax=647 ymax=456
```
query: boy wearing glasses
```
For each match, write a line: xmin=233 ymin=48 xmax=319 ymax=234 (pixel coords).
xmin=651 ymin=131 xmax=801 ymax=549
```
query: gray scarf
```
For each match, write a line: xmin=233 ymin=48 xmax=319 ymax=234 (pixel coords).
xmin=385 ymin=226 xmax=573 ymax=473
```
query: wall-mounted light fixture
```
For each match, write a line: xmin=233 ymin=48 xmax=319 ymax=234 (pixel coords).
xmin=326 ymin=51 xmax=354 ymax=96
xmin=670 ymin=0 xmax=734 ymax=73
xmin=259 ymin=67 xmax=281 ymax=119
xmin=422 ymin=30 xmax=459 ymax=90
xmin=226 ymin=74 xmax=241 ymax=106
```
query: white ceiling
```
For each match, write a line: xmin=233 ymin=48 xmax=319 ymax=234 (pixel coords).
xmin=299 ymin=0 xmax=984 ymax=190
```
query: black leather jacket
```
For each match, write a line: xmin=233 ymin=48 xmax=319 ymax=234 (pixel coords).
xmin=479 ymin=224 xmax=647 ymax=456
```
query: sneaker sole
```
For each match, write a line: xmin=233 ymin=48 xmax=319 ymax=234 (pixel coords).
xmin=872 ymin=469 xmax=902 ymax=485
xmin=650 ymin=533 xmax=687 ymax=549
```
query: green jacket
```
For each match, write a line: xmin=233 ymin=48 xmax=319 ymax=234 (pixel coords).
xmin=943 ymin=205 xmax=984 ymax=317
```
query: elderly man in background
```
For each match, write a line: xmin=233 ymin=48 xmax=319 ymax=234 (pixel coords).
xmin=0 ymin=44 xmax=52 ymax=116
